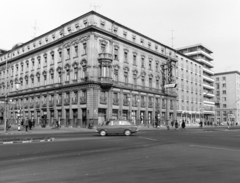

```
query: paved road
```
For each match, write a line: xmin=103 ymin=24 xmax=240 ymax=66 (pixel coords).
xmin=1 ymin=127 xmax=240 ymax=183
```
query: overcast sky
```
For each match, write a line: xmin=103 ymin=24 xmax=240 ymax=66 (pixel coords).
xmin=0 ymin=0 xmax=239 ymax=73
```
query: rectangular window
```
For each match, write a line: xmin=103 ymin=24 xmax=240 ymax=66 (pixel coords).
xmin=44 ymin=75 xmax=47 ymax=85
xmin=51 ymin=74 xmax=54 ymax=84
xmin=67 ymin=48 xmax=70 ymax=59
xmin=141 ymin=57 xmax=144 ymax=68
xmin=223 ymin=83 xmax=226 ymax=87
xmin=223 ymin=90 xmax=226 ymax=94
xmin=83 ymin=43 xmax=87 ymax=55
xmin=133 ymin=55 xmax=136 ymax=65
xmin=222 ymin=77 xmax=226 ymax=80
xmin=156 ymin=62 xmax=158 ymax=72
xmin=114 ymin=48 xmax=118 ymax=60
xmin=51 ymin=53 xmax=54 ymax=64
xmin=149 ymin=78 xmax=152 ymax=88
xmin=59 ymin=51 xmax=62 ymax=62
xmin=142 ymin=78 xmax=145 ymax=87
xmin=133 ymin=77 xmax=137 ymax=85
xmin=66 ymin=71 xmax=70 ymax=81
xmin=124 ymin=52 xmax=128 ymax=62
xmin=74 ymin=45 xmax=78 ymax=57
xmin=149 ymin=60 xmax=152 ymax=70
xmin=124 ymin=74 xmax=128 ymax=83
xmin=101 ymin=44 xmax=106 ymax=53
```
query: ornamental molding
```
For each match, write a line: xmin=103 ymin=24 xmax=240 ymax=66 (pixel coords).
xmin=100 ymin=39 xmax=108 ymax=45
xmin=148 ymin=73 xmax=153 ymax=78
xmin=123 ymin=66 xmax=130 ymax=72
xmin=49 ymin=68 xmax=54 ymax=74
xmin=64 ymin=63 xmax=71 ymax=70
xmin=132 ymin=69 xmax=138 ymax=75
xmin=56 ymin=66 xmax=62 ymax=73
xmin=42 ymin=70 xmax=47 ymax=75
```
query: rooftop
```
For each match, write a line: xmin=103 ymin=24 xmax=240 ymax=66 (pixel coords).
xmin=176 ymin=43 xmax=213 ymax=54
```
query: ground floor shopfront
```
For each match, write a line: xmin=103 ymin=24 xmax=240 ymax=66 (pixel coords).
xmin=2 ymin=83 xmax=177 ymax=128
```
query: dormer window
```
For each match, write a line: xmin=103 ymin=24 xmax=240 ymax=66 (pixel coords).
xmin=83 ymin=19 xmax=88 ymax=27
xmin=123 ymin=31 xmax=127 ymax=38
xmin=67 ymin=26 xmax=71 ymax=33
xmin=113 ymin=26 xmax=118 ymax=33
xmin=140 ymin=39 xmax=144 ymax=46
xmin=132 ymin=34 xmax=136 ymax=42
xmin=100 ymin=20 xmax=105 ymax=28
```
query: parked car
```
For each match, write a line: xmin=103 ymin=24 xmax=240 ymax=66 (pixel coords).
xmin=95 ymin=120 xmax=139 ymax=136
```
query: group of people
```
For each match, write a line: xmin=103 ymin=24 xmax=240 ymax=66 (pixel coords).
xmin=20 ymin=118 xmax=35 ymax=132
xmin=170 ymin=120 xmax=186 ymax=130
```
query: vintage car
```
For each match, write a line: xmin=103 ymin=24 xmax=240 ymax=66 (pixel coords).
xmin=95 ymin=120 xmax=139 ymax=136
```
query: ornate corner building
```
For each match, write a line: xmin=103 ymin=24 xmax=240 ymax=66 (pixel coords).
xmin=0 ymin=11 xmax=178 ymax=127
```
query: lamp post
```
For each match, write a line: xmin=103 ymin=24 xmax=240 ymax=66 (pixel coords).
xmin=127 ymin=96 xmax=131 ymax=121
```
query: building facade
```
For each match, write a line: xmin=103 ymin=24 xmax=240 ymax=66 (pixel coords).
xmin=175 ymin=53 xmax=203 ymax=124
xmin=214 ymin=71 xmax=240 ymax=125
xmin=0 ymin=11 xmax=178 ymax=127
xmin=177 ymin=44 xmax=215 ymax=124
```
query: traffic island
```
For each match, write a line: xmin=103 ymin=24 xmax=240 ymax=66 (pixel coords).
xmin=0 ymin=137 xmax=54 ymax=145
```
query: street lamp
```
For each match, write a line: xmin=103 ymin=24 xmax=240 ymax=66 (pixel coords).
xmin=127 ymin=96 xmax=131 ymax=121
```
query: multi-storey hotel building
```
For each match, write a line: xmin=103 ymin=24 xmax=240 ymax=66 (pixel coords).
xmin=214 ymin=71 xmax=240 ymax=125
xmin=177 ymin=44 xmax=215 ymax=124
xmin=175 ymin=53 xmax=203 ymax=124
xmin=0 ymin=11 xmax=178 ymax=127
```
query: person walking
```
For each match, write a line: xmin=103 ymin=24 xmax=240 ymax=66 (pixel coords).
xmin=181 ymin=120 xmax=186 ymax=130
xmin=175 ymin=121 xmax=179 ymax=130
xmin=29 ymin=119 xmax=32 ymax=130
xmin=199 ymin=121 xmax=203 ymax=128
xmin=171 ymin=121 xmax=174 ymax=128
xmin=24 ymin=118 xmax=29 ymax=132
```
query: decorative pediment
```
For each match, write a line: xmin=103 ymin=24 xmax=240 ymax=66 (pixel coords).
xmin=72 ymin=61 xmax=79 ymax=68
xmin=114 ymin=45 xmax=119 ymax=49
xmin=24 ymin=75 xmax=29 ymax=80
xmin=113 ymin=64 xmax=120 ymax=70
xmin=123 ymin=66 xmax=130 ymax=72
xmin=42 ymin=70 xmax=47 ymax=75
xmin=50 ymin=50 xmax=54 ymax=55
xmin=36 ymin=71 xmax=40 ymax=77
xmin=58 ymin=47 xmax=62 ymax=52
xmin=64 ymin=63 xmax=71 ymax=70
xmin=148 ymin=73 xmax=153 ymax=78
xmin=124 ymin=48 xmax=129 ymax=53
xmin=80 ymin=59 xmax=87 ymax=66
xmin=25 ymin=60 xmax=29 ymax=64
xmin=19 ymin=77 xmax=23 ymax=81
xmin=64 ymin=42 xmax=71 ymax=48
xmin=156 ymin=75 xmax=160 ymax=80
xmin=30 ymin=73 xmax=34 ymax=78
xmin=100 ymin=39 xmax=108 ymax=45
xmin=140 ymin=70 xmax=146 ymax=77
xmin=132 ymin=69 xmax=138 ymax=75
xmin=49 ymin=68 xmax=54 ymax=74
xmin=31 ymin=57 xmax=35 ymax=61
xmin=56 ymin=66 xmax=62 ymax=73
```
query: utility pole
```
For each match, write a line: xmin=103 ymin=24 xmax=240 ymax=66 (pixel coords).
xmin=170 ymin=30 xmax=175 ymax=48
xmin=90 ymin=3 xmax=101 ymax=12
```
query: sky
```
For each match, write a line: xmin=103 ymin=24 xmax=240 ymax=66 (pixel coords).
xmin=0 ymin=0 xmax=239 ymax=73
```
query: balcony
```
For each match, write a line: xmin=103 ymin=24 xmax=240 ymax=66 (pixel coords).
xmin=35 ymin=102 xmax=40 ymax=108
xmin=123 ymin=99 xmax=129 ymax=106
xmin=49 ymin=100 xmax=54 ymax=107
xmin=56 ymin=100 xmax=62 ymax=106
xmin=113 ymin=98 xmax=119 ymax=105
xmin=100 ymin=96 xmax=107 ymax=104
xmin=64 ymin=98 xmax=70 ymax=106
xmin=162 ymin=104 xmax=166 ymax=109
xmin=155 ymin=103 xmax=160 ymax=109
xmin=98 ymin=53 xmax=113 ymax=61
xmin=80 ymin=97 xmax=87 ymax=104
xmin=148 ymin=102 xmax=153 ymax=108
xmin=132 ymin=101 xmax=138 ymax=107
xmin=99 ymin=77 xmax=113 ymax=89
xmin=141 ymin=102 xmax=146 ymax=108
xmin=72 ymin=98 xmax=78 ymax=104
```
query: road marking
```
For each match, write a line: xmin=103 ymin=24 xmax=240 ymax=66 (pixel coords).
xmin=190 ymin=145 xmax=240 ymax=152
xmin=139 ymin=137 xmax=157 ymax=141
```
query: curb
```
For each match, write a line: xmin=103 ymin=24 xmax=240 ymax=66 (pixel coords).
xmin=0 ymin=138 xmax=55 ymax=145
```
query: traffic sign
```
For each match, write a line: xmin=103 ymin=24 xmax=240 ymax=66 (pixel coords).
xmin=164 ymin=84 xmax=177 ymax=88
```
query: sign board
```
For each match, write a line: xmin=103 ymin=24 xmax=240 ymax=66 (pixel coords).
xmin=228 ymin=114 xmax=235 ymax=118
xmin=164 ymin=84 xmax=177 ymax=88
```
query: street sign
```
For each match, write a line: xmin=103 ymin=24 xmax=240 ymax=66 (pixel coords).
xmin=164 ymin=84 xmax=177 ymax=88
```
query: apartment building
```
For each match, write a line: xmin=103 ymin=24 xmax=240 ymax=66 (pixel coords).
xmin=177 ymin=44 xmax=215 ymax=124
xmin=0 ymin=11 xmax=178 ymax=127
xmin=214 ymin=71 xmax=240 ymax=125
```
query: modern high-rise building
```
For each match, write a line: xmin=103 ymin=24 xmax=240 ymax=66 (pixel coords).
xmin=177 ymin=44 xmax=215 ymax=124
xmin=213 ymin=71 xmax=240 ymax=125
xmin=0 ymin=11 xmax=178 ymax=127
xmin=175 ymin=52 xmax=203 ymax=124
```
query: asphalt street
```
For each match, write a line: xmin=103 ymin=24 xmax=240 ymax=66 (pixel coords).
xmin=1 ymin=127 xmax=240 ymax=183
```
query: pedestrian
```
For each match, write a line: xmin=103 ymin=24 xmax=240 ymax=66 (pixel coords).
xmin=29 ymin=119 xmax=32 ymax=130
xmin=199 ymin=121 xmax=203 ymax=128
xmin=181 ymin=120 xmax=186 ymax=130
xmin=227 ymin=121 xmax=230 ymax=129
xmin=171 ymin=121 xmax=174 ymax=128
xmin=24 ymin=118 xmax=29 ymax=132
xmin=175 ymin=121 xmax=179 ymax=130
xmin=32 ymin=119 xmax=36 ymax=127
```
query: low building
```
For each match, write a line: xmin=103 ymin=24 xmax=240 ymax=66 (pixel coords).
xmin=214 ymin=71 xmax=240 ymax=125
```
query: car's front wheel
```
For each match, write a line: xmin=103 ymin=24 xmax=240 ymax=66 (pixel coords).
xmin=100 ymin=130 xmax=107 ymax=136
xmin=124 ymin=130 xmax=131 ymax=136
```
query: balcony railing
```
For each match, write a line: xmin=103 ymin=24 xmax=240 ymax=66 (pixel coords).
xmin=132 ymin=101 xmax=138 ymax=107
xmin=72 ymin=98 xmax=78 ymax=104
xmin=113 ymin=98 xmax=119 ymax=105
xmin=123 ymin=99 xmax=129 ymax=106
xmin=98 ymin=53 xmax=113 ymax=60
xmin=100 ymin=97 xmax=107 ymax=104
xmin=148 ymin=102 xmax=153 ymax=108
xmin=141 ymin=102 xmax=145 ymax=108
xmin=64 ymin=98 xmax=70 ymax=105
xmin=56 ymin=100 xmax=62 ymax=106
xmin=80 ymin=97 xmax=87 ymax=104
xmin=49 ymin=100 xmax=54 ymax=107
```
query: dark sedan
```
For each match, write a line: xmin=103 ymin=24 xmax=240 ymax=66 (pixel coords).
xmin=95 ymin=120 xmax=139 ymax=136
